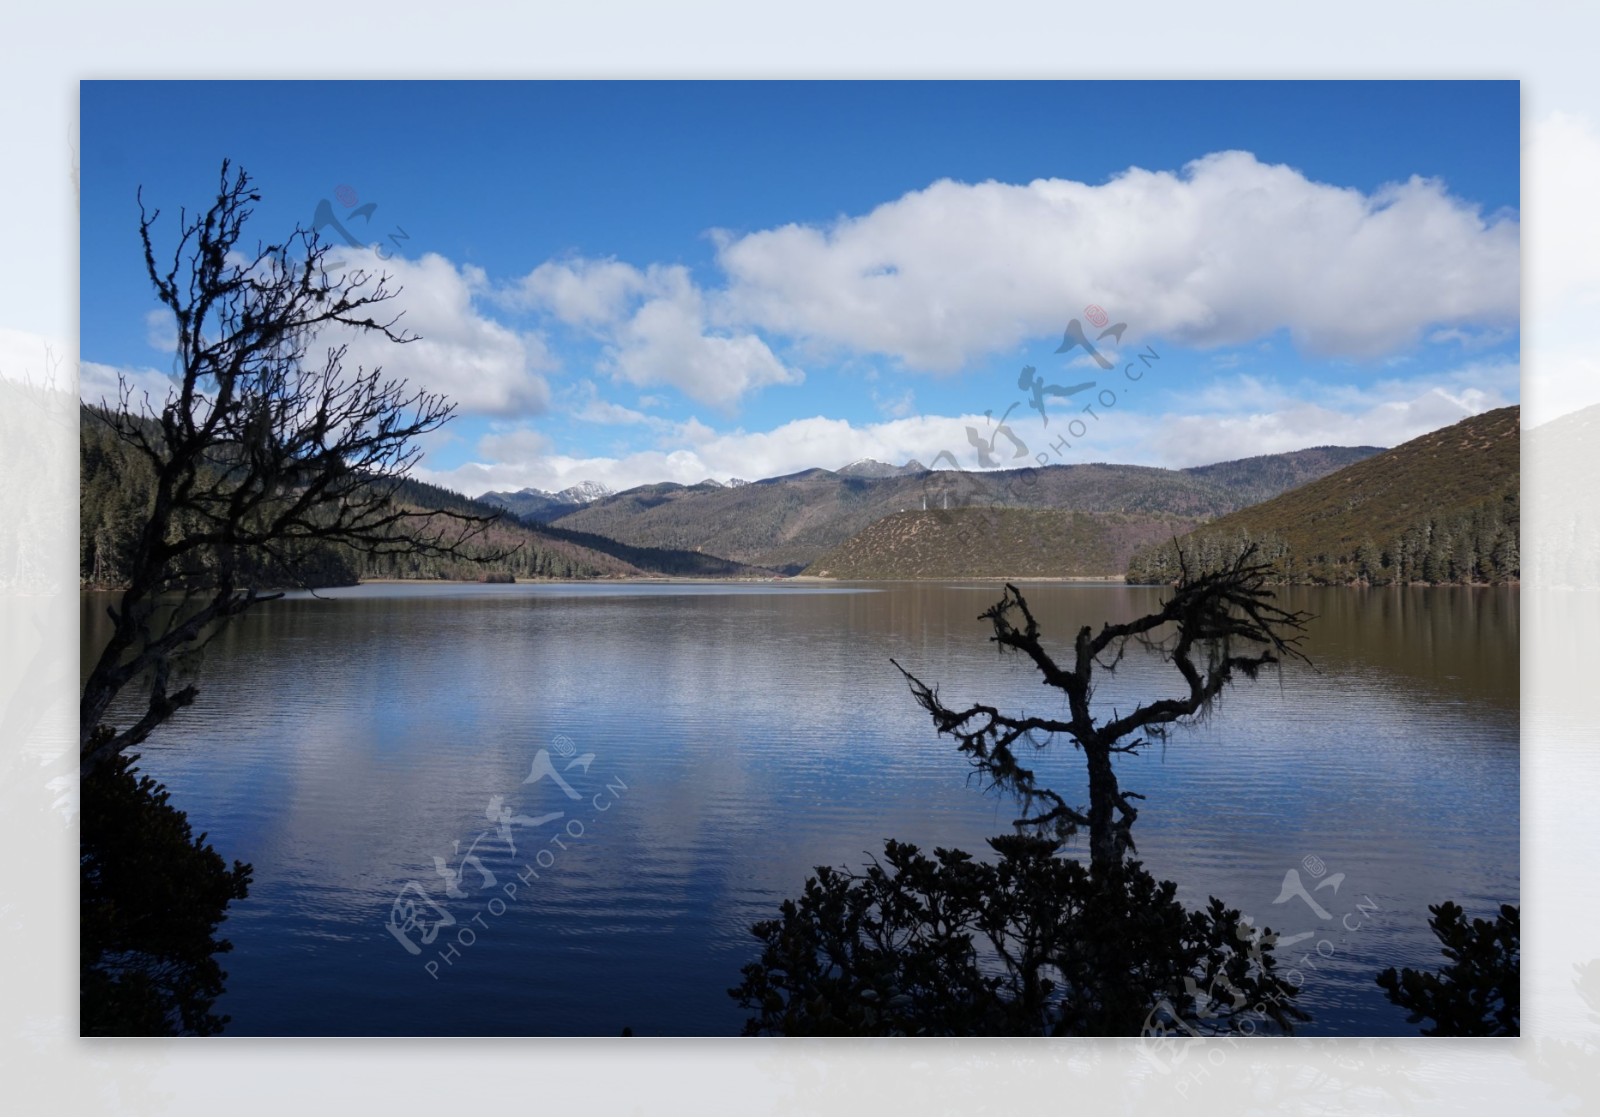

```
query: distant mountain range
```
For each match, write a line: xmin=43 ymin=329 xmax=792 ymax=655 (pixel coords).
xmin=544 ymin=446 xmax=1382 ymax=575
xmin=836 ymin=458 xmax=928 ymax=479
xmin=480 ymin=480 xmax=617 ymax=523
xmin=1125 ymin=407 xmax=1519 ymax=585
xmin=483 ymin=460 xmax=932 ymax=520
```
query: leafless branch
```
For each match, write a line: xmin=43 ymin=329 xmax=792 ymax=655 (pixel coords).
xmin=896 ymin=542 xmax=1313 ymax=874
xmin=81 ymin=161 xmax=507 ymax=777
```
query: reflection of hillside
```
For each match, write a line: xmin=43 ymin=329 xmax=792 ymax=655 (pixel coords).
xmin=90 ymin=581 xmax=1517 ymax=1037
xmin=1270 ymin=585 xmax=1518 ymax=704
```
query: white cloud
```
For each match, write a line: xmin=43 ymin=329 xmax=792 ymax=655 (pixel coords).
xmin=508 ymin=258 xmax=648 ymax=327
xmin=1126 ymin=360 xmax=1521 ymax=468
xmin=78 ymin=360 xmax=174 ymax=411
xmin=418 ymin=149 xmax=1518 ymax=422
xmin=144 ymin=308 xmax=177 ymax=354
xmin=1138 ymin=390 xmax=1498 ymax=469
xmin=715 ymin=151 xmax=1518 ymax=369
xmin=610 ymin=268 xmax=802 ymax=407
xmin=326 ymin=248 xmax=553 ymax=418
xmin=512 ymin=259 xmax=804 ymax=409
xmin=1427 ymin=325 xmax=1515 ymax=351
xmin=574 ymin=396 xmax=655 ymax=426
xmin=872 ymin=387 xmax=917 ymax=419
xmin=419 ymin=411 xmax=984 ymax=496
xmin=476 ymin=426 xmax=552 ymax=462
xmin=87 ymin=251 xmax=558 ymax=421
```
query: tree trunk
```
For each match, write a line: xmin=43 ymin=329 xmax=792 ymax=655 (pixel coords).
xmin=1084 ymin=741 xmax=1120 ymax=875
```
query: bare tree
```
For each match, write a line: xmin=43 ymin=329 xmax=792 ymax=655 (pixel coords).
xmin=733 ymin=545 xmax=1316 ymax=1035
xmin=894 ymin=545 xmax=1312 ymax=876
xmin=80 ymin=161 xmax=500 ymax=778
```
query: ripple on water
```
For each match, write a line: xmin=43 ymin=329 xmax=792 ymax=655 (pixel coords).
xmin=81 ymin=582 xmax=1517 ymax=1035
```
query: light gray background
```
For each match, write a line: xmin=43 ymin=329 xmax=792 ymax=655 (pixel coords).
xmin=2 ymin=4 xmax=1591 ymax=1113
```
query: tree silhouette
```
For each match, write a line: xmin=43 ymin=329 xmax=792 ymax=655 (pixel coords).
xmin=80 ymin=161 xmax=500 ymax=1034
xmin=896 ymin=544 xmax=1311 ymax=875
xmin=731 ymin=834 xmax=1308 ymax=1036
xmin=80 ymin=741 xmax=252 ymax=1036
xmin=1377 ymin=901 xmax=1519 ymax=1036
xmin=734 ymin=545 xmax=1315 ymax=1035
xmin=80 ymin=160 xmax=500 ymax=779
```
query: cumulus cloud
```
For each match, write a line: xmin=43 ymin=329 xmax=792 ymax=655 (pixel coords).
xmin=86 ymin=251 xmax=558 ymax=421
xmin=78 ymin=360 xmax=175 ymax=411
xmin=715 ymin=151 xmax=1518 ymax=369
xmin=463 ymin=149 xmax=1520 ymax=419
xmin=325 ymin=248 xmax=554 ymax=417
xmin=508 ymin=258 xmax=648 ymax=327
xmin=510 ymin=258 xmax=804 ymax=409
xmin=476 ymin=426 xmax=552 ymax=462
xmin=609 ymin=267 xmax=802 ymax=406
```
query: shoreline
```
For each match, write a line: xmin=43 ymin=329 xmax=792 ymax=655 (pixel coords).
xmin=82 ymin=574 xmax=1525 ymax=591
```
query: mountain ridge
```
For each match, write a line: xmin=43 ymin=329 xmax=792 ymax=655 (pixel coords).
xmin=548 ymin=445 xmax=1386 ymax=575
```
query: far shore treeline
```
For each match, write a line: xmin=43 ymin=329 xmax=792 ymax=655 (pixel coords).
xmin=1125 ymin=407 xmax=1519 ymax=586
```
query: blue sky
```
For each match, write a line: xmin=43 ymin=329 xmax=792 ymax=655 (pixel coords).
xmin=80 ymin=80 xmax=1521 ymax=495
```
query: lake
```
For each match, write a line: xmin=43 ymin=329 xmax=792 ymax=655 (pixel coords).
xmin=80 ymin=581 xmax=1519 ymax=1036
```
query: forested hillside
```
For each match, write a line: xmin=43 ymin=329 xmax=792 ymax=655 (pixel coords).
xmin=80 ymin=408 xmax=769 ymax=587
xmin=1125 ymin=407 xmax=1519 ymax=585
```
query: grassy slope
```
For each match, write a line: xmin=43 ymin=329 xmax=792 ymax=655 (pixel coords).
xmin=553 ymin=447 xmax=1381 ymax=575
xmin=803 ymin=508 xmax=1205 ymax=579
xmin=1127 ymin=406 xmax=1519 ymax=583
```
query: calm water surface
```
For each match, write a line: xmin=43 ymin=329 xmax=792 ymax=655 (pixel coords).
xmin=81 ymin=581 xmax=1519 ymax=1036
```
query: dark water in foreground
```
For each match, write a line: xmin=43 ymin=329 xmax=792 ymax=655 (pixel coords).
xmin=81 ymin=581 xmax=1518 ymax=1036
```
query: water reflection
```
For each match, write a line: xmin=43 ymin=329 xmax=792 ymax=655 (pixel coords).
xmin=79 ymin=582 xmax=1517 ymax=1036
